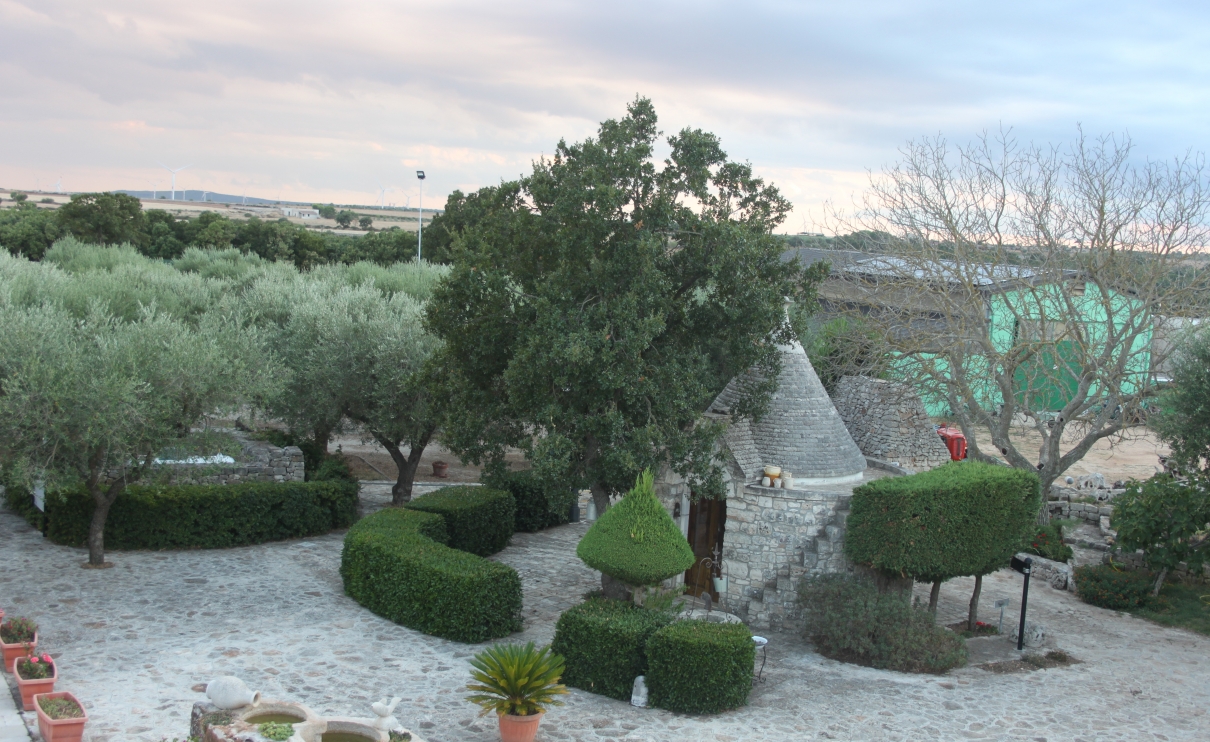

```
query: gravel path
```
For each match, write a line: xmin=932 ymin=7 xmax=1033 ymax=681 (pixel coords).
xmin=2 ymin=485 xmax=1208 ymax=742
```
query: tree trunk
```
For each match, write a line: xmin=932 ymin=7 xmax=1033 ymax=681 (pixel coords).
xmin=968 ymin=574 xmax=983 ymax=632
xmin=87 ymin=485 xmax=119 ymax=566
xmin=372 ymin=429 xmax=433 ymax=506
xmin=589 ymin=481 xmax=611 ymax=519
xmin=928 ymin=580 xmax=942 ymax=613
xmin=1152 ymin=567 xmax=1168 ymax=597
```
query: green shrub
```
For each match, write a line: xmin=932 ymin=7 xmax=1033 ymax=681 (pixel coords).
xmin=575 ymin=470 xmax=694 ymax=587
xmin=1074 ymin=565 xmax=1156 ymax=610
xmin=485 ymin=469 xmax=576 ymax=532
xmin=404 ymin=485 xmax=515 ymax=556
xmin=4 ymin=479 xmax=358 ymax=550
xmin=647 ymin=620 xmax=754 ymax=713
xmin=550 ymin=598 xmax=673 ymax=700
xmin=1023 ymin=522 xmax=1074 ymax=563
xmin=340 ymin=507 xmax=523 ymax=642
xmin=1112 ymin=474 xmax=1210 ymax=589
xmin=798 ymin=573 xmax=968 ymax=674
xmin=313 ymin=454 xmax=357 ymax=484
xmin=846 ymin=462 xmax=1041 ymax=583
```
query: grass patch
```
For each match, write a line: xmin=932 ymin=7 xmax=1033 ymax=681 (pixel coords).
xmin=980 ymin=650 xmax=1078 ymax=674
xmin=1129 ymin=581 xmax=1210 ymax=636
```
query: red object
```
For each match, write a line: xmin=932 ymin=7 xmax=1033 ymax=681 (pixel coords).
xmin=432 ymin=461 xmax=449 ymax=478
xmin=937 ymin=426 xmax=968 ymax=461
xmin=14 ymin=655 xmax=58 ymax=711
xmin=33 ymin=691 xmax=88 ymax=742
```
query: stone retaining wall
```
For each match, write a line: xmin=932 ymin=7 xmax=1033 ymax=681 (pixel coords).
xmin=152 ymin=430 xmax=305 ymax=485
xmin=1047 ymin=500 xmax=1113 ymax=525
xmin=833 ymin=376 xmax=951 ymax=471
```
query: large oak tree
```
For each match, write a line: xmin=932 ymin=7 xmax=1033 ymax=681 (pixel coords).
xmin=425 ymin=98 xmax=825 ymax=514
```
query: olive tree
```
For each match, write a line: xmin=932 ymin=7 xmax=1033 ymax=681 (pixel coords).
xmin=0 ymin=302 xmax=261 ymax=566
xmin=826 ymin=129 xmax=1210 ymax=509
xmin=1153 ymin=326 xmax=1210 ymax=473
xmin=239 ymin=266 xmax=446 ymax=502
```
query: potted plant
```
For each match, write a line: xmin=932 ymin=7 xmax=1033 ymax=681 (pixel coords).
xmin=34 ymin=691 xmax=88 ymax=742
xmin=0 ymin=616 xmax=37 ymax=672
xmin=14 ymin=652 xmax=57 ymax=710
xmin=466 ymin=642 xmax=567 ymax=742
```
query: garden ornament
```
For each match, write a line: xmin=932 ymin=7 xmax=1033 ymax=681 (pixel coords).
xmin=372 ymin=697 xmax=402 ymax=730
xmin=205 ymin=676 xmax=260 ymax=709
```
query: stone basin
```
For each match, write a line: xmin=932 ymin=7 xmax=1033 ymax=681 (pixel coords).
xmin=679 ymin=608 xmax=744 ymax=624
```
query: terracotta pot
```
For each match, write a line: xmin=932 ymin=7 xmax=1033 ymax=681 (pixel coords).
xmin=0 ymin=630 xmax=36 ymax=673
xmin=13 ymin=655 xmax=58 ymax=711
xmin=498 ymin=711 xmax=544 ymax=742
xmin=432 ymin=461 xmax=449 ymax=478
xmin=33 ymin=691 xmax=88 ymax=742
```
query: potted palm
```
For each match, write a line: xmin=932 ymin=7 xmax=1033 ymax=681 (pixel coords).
xmin=14 ymin=652 xmax=58 ymax=710
xmin=34 ymin=691 xmax=88 ymax=742
xmin=0 ymin=617 xmax=37 ymax=672
xmin=466 ymin=642 xmax=567 ymax=742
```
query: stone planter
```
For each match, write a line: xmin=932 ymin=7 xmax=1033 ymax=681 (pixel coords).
xmin=0 ymin=630 xmax=36 ymax=673
xmin=34 ymin=691 xmax=88 ymax=742
xmin=498 ymin=711 xmax=544 ymax=742
xmin=13 ymin=655 xmax=58 ymax=711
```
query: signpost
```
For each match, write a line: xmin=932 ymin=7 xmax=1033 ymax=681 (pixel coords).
xmin=1010 ymin=555 xmax=1033 ymax=651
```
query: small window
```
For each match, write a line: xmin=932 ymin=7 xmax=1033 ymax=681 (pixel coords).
xmin=1069 ymin=281 xmax=1086 ymax=297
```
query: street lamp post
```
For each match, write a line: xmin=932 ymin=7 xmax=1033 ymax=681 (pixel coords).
xmin=416 ymin=170 xmax=425 ymax=262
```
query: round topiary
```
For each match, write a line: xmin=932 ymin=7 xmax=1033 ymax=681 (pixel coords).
xmin=575 ymin=470 xmax=695 ymax=588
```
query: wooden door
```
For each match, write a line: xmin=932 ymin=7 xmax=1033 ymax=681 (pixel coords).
xmin=684 ymin=497 xmax=726 ymax=600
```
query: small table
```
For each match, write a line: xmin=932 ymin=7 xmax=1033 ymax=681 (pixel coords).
xmin=752 ymin=636 xmax=768 ymax=682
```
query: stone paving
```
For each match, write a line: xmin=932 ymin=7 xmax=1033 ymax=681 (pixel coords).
xmin=1 ymin=483 xmax=1209 ymax=742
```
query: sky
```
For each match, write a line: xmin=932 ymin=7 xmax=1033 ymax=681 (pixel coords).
xmin=1 ymin=0 xmax=1207 ymax=230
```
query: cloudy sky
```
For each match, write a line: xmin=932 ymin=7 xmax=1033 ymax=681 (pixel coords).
xmin=1 ymin=0 xmax=1207 ymax=229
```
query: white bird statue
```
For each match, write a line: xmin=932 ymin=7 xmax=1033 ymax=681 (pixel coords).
xmin=371 ymin=697 xmax=402 ymax=730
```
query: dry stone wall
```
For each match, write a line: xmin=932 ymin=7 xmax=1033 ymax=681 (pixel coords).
xmin=833 ymin=376 xmax=951 ymax=471
xmin=718 ymin=482 xmax=854 ymax=631
xmin=151 ymin=430 xmax=305 ymax=485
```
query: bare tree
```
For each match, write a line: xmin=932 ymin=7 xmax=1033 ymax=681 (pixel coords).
xmin=824 ymin=129 xmax=1210 ymax=512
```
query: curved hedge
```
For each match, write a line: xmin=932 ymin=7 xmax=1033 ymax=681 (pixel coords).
xmin=845 ymin=461 xmax=1041 ymax=582
xmin=647 ymin=619 xmax=754 ymax=713
xmin=550 ymin=597 xmax=673 ymax=700
xmin=340 ymin=507 xmax=523 ymax=642
xmin=403 ymin=485 xmax=515 ymax=556
xmin=3 ymin=479 xmax=358 ymax=549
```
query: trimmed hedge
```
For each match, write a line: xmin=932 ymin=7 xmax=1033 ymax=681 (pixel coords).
xmin=550 ymin=597 xmax=673 ymax=701
xmin=3 ymin=479 xmax=359 ymax=549
xmin=576 ymin=470 xmax=695 ymax=587
xmin=1074 ymin=565 xmax=1155 ymax=610
xmin=647 ymin=620 xmax=754 ymax=713
xmin=845 ymin=461 xmax=1041 ymax=582
xmin=340 ymin=507 xmax=523 ymax=642
xmin=403 ymin=485 xmax=515 ymax=556
xmin=486 ymin=469 xmax=576 ymax=532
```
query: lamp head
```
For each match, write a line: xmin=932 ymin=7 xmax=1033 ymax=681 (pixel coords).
xmin=416 ymin=170 xmax=426 ymax=180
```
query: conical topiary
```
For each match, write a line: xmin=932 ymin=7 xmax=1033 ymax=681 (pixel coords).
xmin=576 ymin=470 xmax=695 ymax=588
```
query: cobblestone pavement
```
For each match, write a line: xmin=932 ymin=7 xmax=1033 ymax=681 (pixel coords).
xmin=1 ymin=485 xmax=1208 ymax=742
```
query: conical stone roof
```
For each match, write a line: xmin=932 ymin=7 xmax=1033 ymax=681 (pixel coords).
xmin=711 ymin=341 xmax=866 ymax=482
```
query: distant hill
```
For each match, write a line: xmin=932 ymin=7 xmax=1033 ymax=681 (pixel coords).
xmin=116 ymin=190 xmax=424 ymax=212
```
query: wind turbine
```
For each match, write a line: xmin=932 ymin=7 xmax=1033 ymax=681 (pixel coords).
xmin=376 ymin=183 xmax=393 ymax=209
xmin=159 ymin=163 xmax=191 ymax=201
xmin=146 ymin=180 xmax=161 ymax=200
xmin=53 ymin=176 xmax=64 ymax=194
